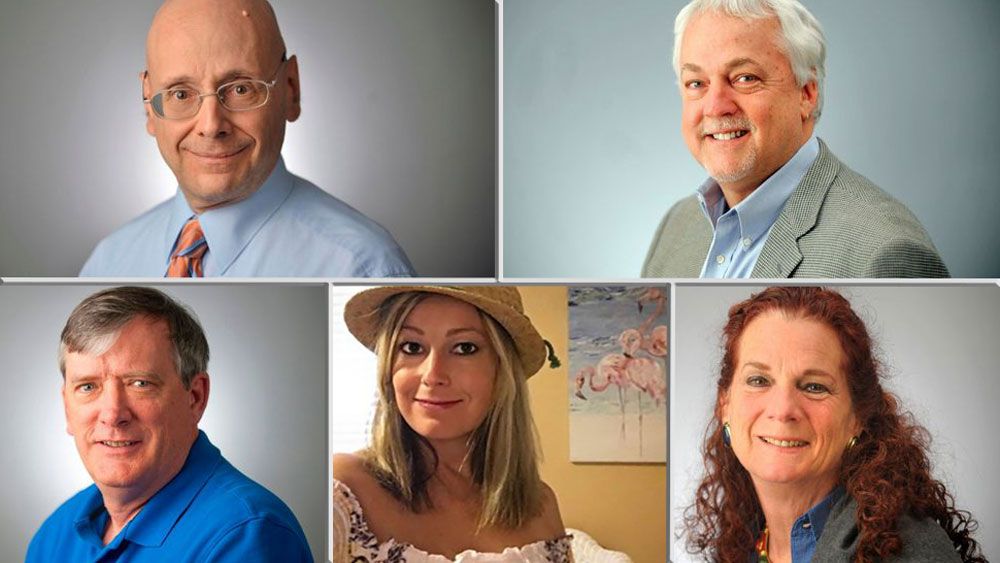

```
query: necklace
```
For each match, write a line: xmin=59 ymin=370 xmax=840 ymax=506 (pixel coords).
xmin=755 ymin=525 xmax=769 ymax=563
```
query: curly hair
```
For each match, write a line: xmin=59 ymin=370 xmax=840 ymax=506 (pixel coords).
xmin=684 ymin=286 xmax=985 ymax=562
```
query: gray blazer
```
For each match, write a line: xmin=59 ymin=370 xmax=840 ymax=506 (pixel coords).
xmin=812 ymin=493 xmax=961 ymax=562
xmin=641 ymin=140 xmax=949 ymax=278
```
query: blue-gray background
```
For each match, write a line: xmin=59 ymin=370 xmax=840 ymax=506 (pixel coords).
xmin=671 ymin=284 xmax=1000 ymax=561
xmin=0 ymin=283 xmax=327 ymax=562
xmin=0 ymin=0 xmax=495 ymax=278
xmin=503 ymin=0 xmax=1000 ymax=278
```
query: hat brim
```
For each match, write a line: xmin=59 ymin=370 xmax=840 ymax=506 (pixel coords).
xmin=343 ymin=286 xmax=547 ymax=377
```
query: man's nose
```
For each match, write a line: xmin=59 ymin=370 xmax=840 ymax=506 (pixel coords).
xmin=96 ymin=382 xmax=133 ymax=428
xmin=420 ymin=350 xmax=450 ymax=387
xmin=195 ymin=95 xmax=232 ymax=138
xmin=702 ymin=82 xmax=739 ymax=117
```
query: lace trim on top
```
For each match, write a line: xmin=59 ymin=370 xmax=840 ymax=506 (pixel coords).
xmin=333 ymin=479 xmax=573 ymax=563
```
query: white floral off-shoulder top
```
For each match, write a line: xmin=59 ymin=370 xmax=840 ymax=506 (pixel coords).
xmin=333 ymin=479 xmax=573 ymax=563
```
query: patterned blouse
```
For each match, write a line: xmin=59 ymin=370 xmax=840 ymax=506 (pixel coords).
xmin=333 ymin=479 xmax=574 ymax=562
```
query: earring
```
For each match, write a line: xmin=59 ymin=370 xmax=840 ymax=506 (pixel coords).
xmin=723 ymin=422 xmax=732 ymax=447
xmin=847 ymin=436 xmax=858 ymax=450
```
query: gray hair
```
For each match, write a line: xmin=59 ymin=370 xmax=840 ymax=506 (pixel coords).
xmin=59 ymin=286 xmax=209 ymax=388
xmin=673 ymin=0 xmax=826 ymax=119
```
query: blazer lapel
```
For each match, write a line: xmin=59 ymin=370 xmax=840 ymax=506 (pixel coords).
xmin=752 ymin=139 xmax=840 ymax=278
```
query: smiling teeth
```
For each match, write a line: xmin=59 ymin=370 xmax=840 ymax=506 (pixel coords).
xmin=711 ymin=131 xmax=748 ymax=140
xmin=761 ymin=437 xmax=807 ymax=447
xmin=102 ymin=441 xmax=136 ymax=447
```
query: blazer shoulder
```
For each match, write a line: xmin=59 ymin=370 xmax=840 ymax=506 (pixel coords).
xmin=642 ymin=194 xmax=710 ymax=278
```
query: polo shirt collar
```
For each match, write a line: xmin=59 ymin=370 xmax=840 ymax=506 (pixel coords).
xmin=697 ymin=135 xmax=820 ymax=244
xmin=166 ymin=158 xmax=296 ymax=275
xmin=74 ymin=431 xmax=221 ymax=549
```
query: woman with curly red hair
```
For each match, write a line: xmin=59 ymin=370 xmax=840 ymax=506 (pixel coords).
xmin=685 ymin=287 xmax=985 ymax=562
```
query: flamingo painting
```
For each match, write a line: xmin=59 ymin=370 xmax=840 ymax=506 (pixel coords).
xmin=569 ymin=286 xmax=668 ymax=463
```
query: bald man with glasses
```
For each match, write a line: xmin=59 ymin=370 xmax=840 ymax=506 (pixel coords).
xmin=80 ymin=0 xmax=414 ymax=278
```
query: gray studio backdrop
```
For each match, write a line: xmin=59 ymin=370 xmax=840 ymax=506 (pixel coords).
xmin=0 ymin=283 xmax=327 ymax=562
xmin=0 ymin=0 xmax=495 ymax=278
xmin=671 ymin=284 xmax=1000 ymax=561
xmin=503 ymin=0 xmax=1000 ymax=278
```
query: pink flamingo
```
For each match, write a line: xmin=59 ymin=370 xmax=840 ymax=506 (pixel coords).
xmin=574 ymin=354 xmax=632 ymax=439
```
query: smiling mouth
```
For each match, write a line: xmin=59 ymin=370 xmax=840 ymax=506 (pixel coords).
xmin=706 ymin=130 xmax=749 ymax=141
xmin=759 ymin=436 xmax=808 ymax=448
xmin=415 ymin=399 xmax=462 ymax=408
xmin=99 ymin=440 xmax=140 ymax=448
xmin=187 ymin=146 xmax=248 ymax=159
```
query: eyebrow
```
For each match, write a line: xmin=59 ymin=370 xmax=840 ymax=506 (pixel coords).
xmin=741 ymin=361 xmax=835 ymax=379
xmin=156 ymin=68 xmax=262 ymax=90
xmin=66 ymin=371 xmax=163 ymax=384
xmin=681 ymin=57 xmax=763 ymax=74
xmin=399 ymin=325 xmax=484 ymax=338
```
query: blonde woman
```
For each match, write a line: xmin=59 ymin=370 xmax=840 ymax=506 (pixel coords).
xmin=333 ymin=286 xmax=572 ymax=562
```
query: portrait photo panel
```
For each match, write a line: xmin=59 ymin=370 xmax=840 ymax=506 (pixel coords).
xmin=0 ymin=0 xmax=495 ymax=278
xmin=0 ymin=282 xmax=328 ymax=562
xmin=670 ymin=283 xmax=999 ymax=562
xmin=330 ymin=283 xmax=668 ymax=562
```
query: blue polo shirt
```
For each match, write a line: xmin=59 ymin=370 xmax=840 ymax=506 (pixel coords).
xmin=26 ymin=431 xmax=313 ymax=562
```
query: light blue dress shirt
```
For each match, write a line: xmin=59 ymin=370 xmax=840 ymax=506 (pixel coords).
xmin=698 ymin=136 xmax=820 ymax=278
xmin=26 ymin=431 xmax=313 ymax=563
xmin=80 ymin=157 xmax=415 ymax=277
xmin=747 ymin=486 xmax=842 ymax=563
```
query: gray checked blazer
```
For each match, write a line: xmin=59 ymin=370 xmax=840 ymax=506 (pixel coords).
xmin=641 ymin=140 xmax=949 ymax=278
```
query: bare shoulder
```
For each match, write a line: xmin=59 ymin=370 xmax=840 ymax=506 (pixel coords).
xmin=333 ymin=451 xmax=373 ymax=491
xmin=536 ymin=481 xmax=567 ymax=538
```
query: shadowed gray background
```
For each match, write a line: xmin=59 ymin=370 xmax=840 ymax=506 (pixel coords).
xmin=0 ymin=0 xmax=495 ymax=278
xmin=503 ymin=0 xmax=1000 ymax=278
xmin=0 ymin=283 xmax=327 ymax=562
xmin=671 ymin=284 xmax=1000 ymax=561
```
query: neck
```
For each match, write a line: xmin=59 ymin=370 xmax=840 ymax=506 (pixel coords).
xmin=755 ymin=478 xmax=837 ymax=562
xmin=99 ymin=489 xmax=153 ymax=545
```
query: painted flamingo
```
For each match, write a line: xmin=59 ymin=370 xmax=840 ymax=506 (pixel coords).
xmin=574 ymin=354 xmax=632 ymax=440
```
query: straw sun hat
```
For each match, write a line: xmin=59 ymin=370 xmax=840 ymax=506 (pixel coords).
xmin=343 ymin=286 xmax=559 ymax=378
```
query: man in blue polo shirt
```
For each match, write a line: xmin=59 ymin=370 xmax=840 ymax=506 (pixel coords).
xmin=26 ymin=287 xmax=313 ymax=562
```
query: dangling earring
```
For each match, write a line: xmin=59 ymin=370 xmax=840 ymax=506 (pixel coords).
xmin=723 ymin=422 xmax=732 ymax=447
xmin=847 ymin=436 xmax=858 ymax=450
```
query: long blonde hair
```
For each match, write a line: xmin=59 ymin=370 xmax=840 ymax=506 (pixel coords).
xmin=362 ymin=292 xmax=544 ymax=530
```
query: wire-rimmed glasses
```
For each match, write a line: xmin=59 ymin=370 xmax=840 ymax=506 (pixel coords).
xmin=143 ymin=54 xmax=288 ymax=120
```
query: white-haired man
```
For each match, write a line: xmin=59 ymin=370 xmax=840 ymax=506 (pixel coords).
xmin=642 ymin=0 xmax=948 ymax=278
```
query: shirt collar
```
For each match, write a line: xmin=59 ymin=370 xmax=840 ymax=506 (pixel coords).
xmin=75 ymin=431 xmax=222 ymax=548
xmin=796 ymin=484 xmax=844 ymax=542
xmin=697 ymin=136 xmax=819 ymax=242
xmin=167 ymin=158 xmax=296 ymax=275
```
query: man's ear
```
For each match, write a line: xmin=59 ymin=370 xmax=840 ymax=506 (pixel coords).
xmin=283 ymin=55 xmax=301 ymax=122
xmin=187 ymin=372 xmax=210 ymax=422
xmin=141 ymin=70 xmax=157 ymax=136
xmin=800 ymin=77 xmax=819 ymax=121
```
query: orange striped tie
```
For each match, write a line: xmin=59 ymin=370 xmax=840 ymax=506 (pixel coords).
xmin=166 ymin=217 xmax=208 ymax=277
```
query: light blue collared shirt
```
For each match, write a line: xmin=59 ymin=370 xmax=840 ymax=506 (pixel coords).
xmin=748 ymin=486 xmax=842 ymax=563
xmin=698 ymin=136 xmax=819 ymax=278
xmin=80 ymin=157 xmax=415 ymax=277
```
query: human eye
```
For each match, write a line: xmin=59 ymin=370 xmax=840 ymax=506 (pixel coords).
xmin=452 ymin=342 xmax=479 ymax=356
xmin=801 ymin=381 xmax=830 ymax=394
xmin=226 ymin=80 xmax=255 ymax=97
xmin=129 ymin=379 xmax=154 ymax=389
xmin=732 ymin=74 xmax=760 ymax=90
xmin=684 ymin=79 xmax=705 ymax=90
xmin=398 ymin=341 xmax=423 ymax=355
xmin=168 ymin=87 xmax=195 ymax=101
xmin=745 ymin=374 xmax=769 ymax=387
xmin=76 ymin=382 xmax=97 ymax=394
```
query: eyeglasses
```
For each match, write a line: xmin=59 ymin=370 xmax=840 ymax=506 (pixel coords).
xmin=143 ymin=54 xmax=288 ymax=120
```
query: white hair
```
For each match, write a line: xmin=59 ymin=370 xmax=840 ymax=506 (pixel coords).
xmin=673 ymin=0 xmax=826 ymax=119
